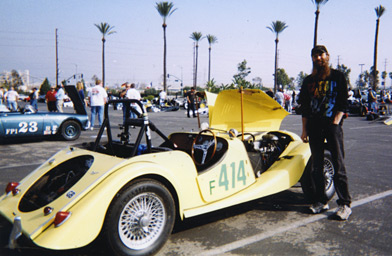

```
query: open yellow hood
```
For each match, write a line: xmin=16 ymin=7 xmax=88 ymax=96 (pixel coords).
xmin=206 ymin=89 xmax=289 ymax=132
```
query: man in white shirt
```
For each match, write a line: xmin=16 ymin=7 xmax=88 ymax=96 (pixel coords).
xmin=125 ymin=83 xmax=141 ymax=119
xmin=5 ymin=87 xmax=19 ymax=111
xmin=159 ymin=90 xmax=166 ymax=106
xmin=55 ymin=83 xmax=65 ymax=113
xmin=275 ymin=88 xmax=285 ymax=107
xmin=88 ymin=79 xmax=108 ymax=130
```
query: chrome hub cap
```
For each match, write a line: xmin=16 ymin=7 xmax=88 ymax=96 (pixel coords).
xmin=324 ymin=158 xmax=334 ymax=189
xmin=118 ymin=192 xmax=166 ymax=250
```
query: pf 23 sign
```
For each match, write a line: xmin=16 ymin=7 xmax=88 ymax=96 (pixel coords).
xmin=6 ymin=121 xmax=39 ymax=135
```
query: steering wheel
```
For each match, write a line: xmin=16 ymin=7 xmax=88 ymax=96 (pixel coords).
xmin=191 ymin=129 xmax=217 ymax=166
xmin=237 ymin=132 xmax=256 ymax=143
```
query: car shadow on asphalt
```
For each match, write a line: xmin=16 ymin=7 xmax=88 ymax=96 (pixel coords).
xmin=172 ymin=187 xmax=312 ymax=234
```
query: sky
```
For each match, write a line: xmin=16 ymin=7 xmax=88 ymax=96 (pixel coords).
xmin=1 ymin=0 xmax=391 ymax=90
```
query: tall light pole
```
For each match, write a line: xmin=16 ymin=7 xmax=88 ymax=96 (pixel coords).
xmin=73 ymin=64 xmax=78 ymax=76
xmin=55 ymin=28 xmax=59 ymax=87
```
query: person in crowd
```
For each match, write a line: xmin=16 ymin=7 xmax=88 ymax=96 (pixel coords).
xmin=298 ymin=45 xmax=352 ymax=220
xmin=353 ymin=88 xmax=361 ymax=101
xmin=119 ymin=83 xmax=130 ymax=120
xmin=347 ymin=88 xmax=355 ymax=101
xmin=29 ymin=87 xmax=39 ymax=111
xmin=55 ymin=82 xmax=65 ymax=113
xmin=88 ymin=79 xmax=108 ymax=130
xmin=0 ymin=87 xmax=4 ymax=104
xmin=186 ymin=87 xmax=197 ymax=118
xmin=5 ymin=87 xmax=19 ymax=111
xmin=125 ymin=83 xmax=142 ymax=120
xmin=284 ymin=91 xmax=292 ymax=113
xmin=76 ymin=81 xmax=86 ymax=106
xmin=385 ymin=90 xmax=391 ymax=104
xmin=159 ymin=90 xmax=167 ymax=106
xmin=368 ymin=87 xmax=377 ymax=112
xmin=292 ymin=90 xmax=296 ymax=105
xmin=266 ymin=88 xmax=274 ymax=98
xmin=275 ymin=88 xmax=284 ymax=107
xmin=46 ymin=86 xmax=57 ymax=112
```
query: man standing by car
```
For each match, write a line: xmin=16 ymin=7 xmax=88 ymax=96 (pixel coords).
xmin=46 ymin=86 xmax=57 ymax=112
xmin=367 ymin=87 xmax=377 ymax=112
xmin=299 ymin=45 xmax=352 ymax=220
xmin=56 ymin=82 xmax=65 ymax=113
xmin=125 ymin=83 xmax=141 ymax=119
xmin=29 ymin=87 xmax=39 ymax=111
xmin=88 ymin=79 xmax=108 ymax=130
xmin=5 ymin=87 xmax=19 ymax=111
xmin=186 ymin=87 xmax=197 ymax=118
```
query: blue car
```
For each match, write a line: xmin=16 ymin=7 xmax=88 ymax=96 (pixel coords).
xmin=0 ymin=86 xmax=89 ymax=142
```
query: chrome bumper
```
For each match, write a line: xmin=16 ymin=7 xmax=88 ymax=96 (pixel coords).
xmin=8 ymin=216 xmax=22 ymax=249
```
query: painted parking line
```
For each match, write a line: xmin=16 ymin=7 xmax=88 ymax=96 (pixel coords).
xmin=199 ymin=190 xmax=392 ymax=256
xmin=0 ymin=163 xmax=42 ymax=170
xmin=349 ymin=125 xmax=388 ymax=130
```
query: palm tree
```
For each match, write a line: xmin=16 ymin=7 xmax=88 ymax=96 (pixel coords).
xmin=156 ymin=2 xmax=176 ymax=93
xmin=267 ymin=20 xmax=288 ymax=94
xmin=190 ymin=32 xmax=203 ymax=90
xmin=312 ymin=0 xmax=328 ymax=47
xmin=206 ymin=34 xmax=218 ymax=82
xmin=94 ymin=22 xmax=116 ymax=87
xmin=372 ymin=5 xmax=386 ymax=90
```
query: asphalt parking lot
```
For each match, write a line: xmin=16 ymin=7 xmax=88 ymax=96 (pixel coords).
xmin=0 ymin=102 xmax=391 ymax=256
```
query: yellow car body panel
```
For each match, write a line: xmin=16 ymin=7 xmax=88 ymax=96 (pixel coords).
xmin=184 ymin=134 xmax=311 ymax=218
xmin=207 ymin=89 xmax=289 ymax=132
xmin=196 ymin=138 xmax=256 ymax=202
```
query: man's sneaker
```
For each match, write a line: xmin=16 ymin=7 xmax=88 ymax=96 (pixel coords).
xmin=90 ymin=127 xmax=94 ymax=131
xmin=309 ymin=202 xmax=329 ymax=214
xmin=335 ymin=205 xmax=352 ymax=220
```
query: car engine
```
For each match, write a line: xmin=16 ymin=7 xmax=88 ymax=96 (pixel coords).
xmin=247 ymin=132 xmax=293 ymax=176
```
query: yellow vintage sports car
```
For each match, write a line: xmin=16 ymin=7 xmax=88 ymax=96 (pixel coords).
xmin=0 ymin=89 xmax=335 ymax=255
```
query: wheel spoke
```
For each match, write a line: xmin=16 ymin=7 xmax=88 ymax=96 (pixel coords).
xmin=118 ymin=192 xmax=166 ymax=250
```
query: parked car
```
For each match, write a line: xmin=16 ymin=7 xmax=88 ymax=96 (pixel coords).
xmin=0 ymin=104 xmax=10 ymax=112
xmin=0 ymin=89 xmax=335 ymax=255
xmin=0 ymin=86 xmax=89 ymax=142
xmin=17 ymin=94 xmax=29 ymax=102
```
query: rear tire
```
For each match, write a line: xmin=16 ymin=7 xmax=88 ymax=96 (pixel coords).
xmin=60 ymin=120 xmax=81 ymax=141
xmin=105 ymin=179 xmax=175 ymax=256
xmin=301 ymin=150 xmax=335 ymax=203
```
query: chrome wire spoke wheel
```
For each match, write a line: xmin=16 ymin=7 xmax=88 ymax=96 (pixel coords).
xmin=323 ymin=157 xmax=335 ymax=190
xmin=118 ymin=192 xmax=166 ymax=250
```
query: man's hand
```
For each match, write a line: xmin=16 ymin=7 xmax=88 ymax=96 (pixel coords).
xmin=333 ymin=111 xmax=344 ymax=125
xmin=301 ymin=130 xmax=308 ymax=143
xmin=301 ymin=117 xmax=308 ymax=143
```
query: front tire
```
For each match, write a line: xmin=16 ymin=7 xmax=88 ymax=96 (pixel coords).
xmin=60 ymin=120 xmax=81 ymax=141
xmin=301 ymin=150 xmax=336 ymax=203
xmin=105 ymin=179 xmax=175 ymax=256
